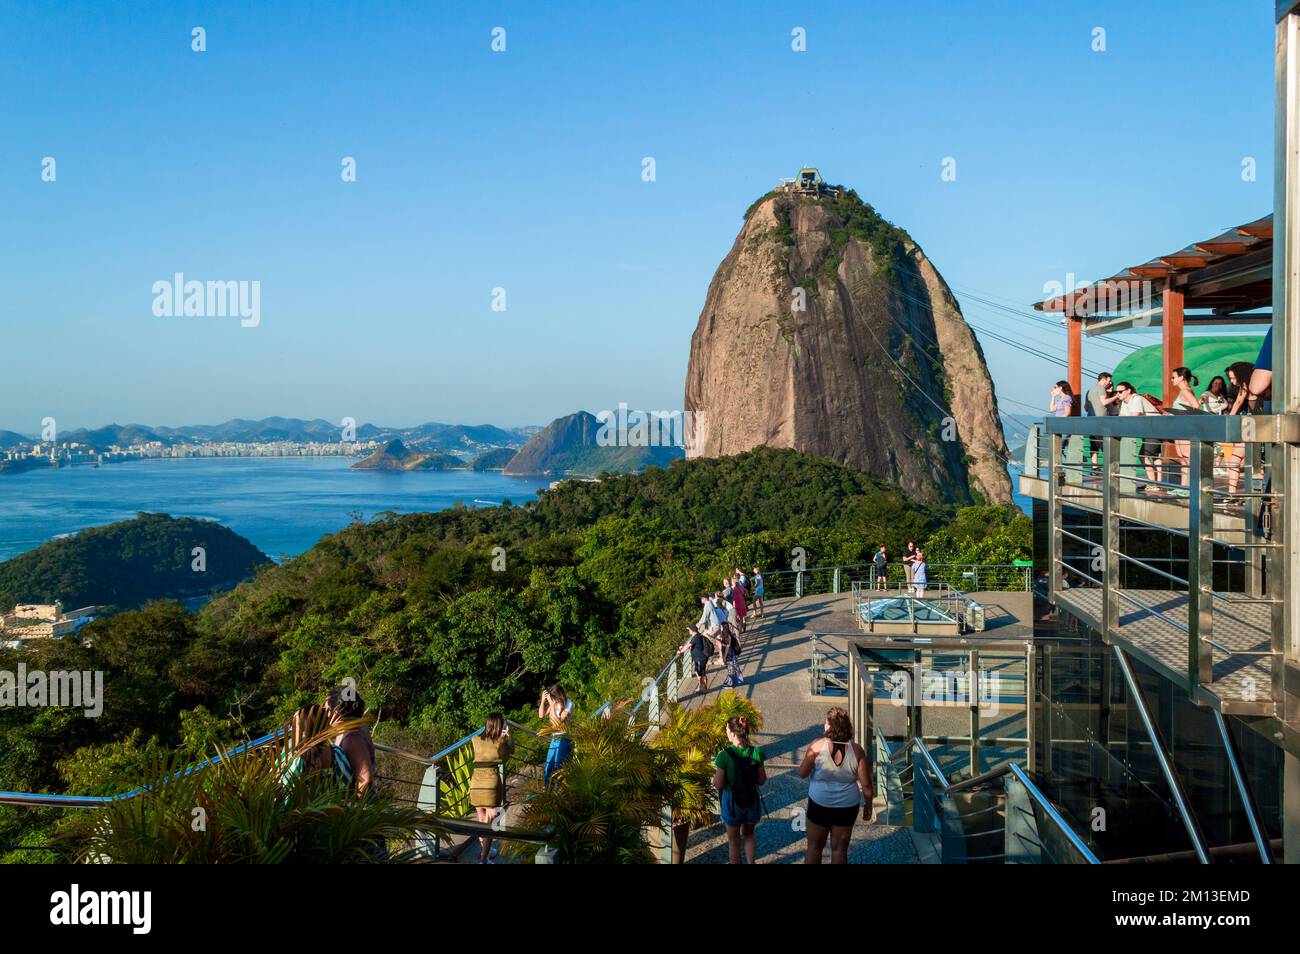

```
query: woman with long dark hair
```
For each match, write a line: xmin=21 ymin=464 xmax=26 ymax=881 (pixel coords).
xmin=1200 ymin=375 xmax=1229 ymax=414
xmin=469 ymin=713 xmax=515 ymax=863
xmin=1049 ymin=381 xmax=1074 ymax=456
xmin=539 ymin=684 xmax=574 ymax=785
xmin=1224 ymin=362 xmax=1255 ymax=497
xmin=799 ymin=707 xmax=874 ymax=864
xmin=1169 ymin=367 xmax=1200 ymax=494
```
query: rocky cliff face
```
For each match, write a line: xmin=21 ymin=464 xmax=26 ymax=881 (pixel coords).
xmin=503 ymin=411 xmax=683 ymax=476
xmin=683 ymin=187 xmax=1011 ymax=505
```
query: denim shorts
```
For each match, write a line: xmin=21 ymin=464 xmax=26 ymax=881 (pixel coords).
xmin=544 ymin=736 xmax=573 ymax=784
xmin=720 ymin=789 xmax=761 ymax=827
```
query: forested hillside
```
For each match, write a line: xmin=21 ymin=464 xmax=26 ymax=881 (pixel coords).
xmin=0 ymin=513 xmax=271 ymax=611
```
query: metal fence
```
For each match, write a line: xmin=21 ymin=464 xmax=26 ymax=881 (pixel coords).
xmin=761 ymin=561 xmax=1031 ymax=600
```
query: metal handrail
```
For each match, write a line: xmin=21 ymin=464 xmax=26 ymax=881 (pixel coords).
xmin=0 ymin=728 xmax=285 ymax=808
xmin=1006 ymin=764 xmax=1101 ymax=864
xmin=1044 ymin=413 xmax=1300 ymax=443
xmin=875 ymin=732 xmax=1099 ymax=864
xmin=0 ymin=720 xmax=544 ymax=810
xmin=868 ymin=563 xmax=1033 ymax=592
xmin=424 ymin=718 xmax=543 ymax=765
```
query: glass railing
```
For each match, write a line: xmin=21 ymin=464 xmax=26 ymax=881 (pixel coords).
xmin=1040 ymin=413 xmax=1289 ymax=714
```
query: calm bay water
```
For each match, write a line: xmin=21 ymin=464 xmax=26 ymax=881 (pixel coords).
xmin=0 ymin=457 xmax=552 ymax=562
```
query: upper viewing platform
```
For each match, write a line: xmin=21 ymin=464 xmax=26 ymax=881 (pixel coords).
xmin=1011 ymin=161 xmax=1300 ymax=750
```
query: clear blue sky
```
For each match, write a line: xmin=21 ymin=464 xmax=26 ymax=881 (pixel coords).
xmin=0 ymin=0 xmax=1276 ymax=433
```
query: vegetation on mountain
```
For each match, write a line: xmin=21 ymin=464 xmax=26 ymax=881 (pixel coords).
xmin=469 ymin=447 xmax=517 ymax=471
xmin=0 ymin=513 xmax=271 ymax=612
xmin=351 ymin=439 xmax=464 ymax=471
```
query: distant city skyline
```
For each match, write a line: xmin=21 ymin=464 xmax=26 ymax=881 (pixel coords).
xmin=1 ymin=1 xmax=1275 ymax=434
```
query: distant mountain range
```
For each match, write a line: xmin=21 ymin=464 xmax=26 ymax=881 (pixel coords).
xmin=351 ymin=412 xmax=686 ymax=477
xmin=0 ymin=417 xmax=542 ymax=454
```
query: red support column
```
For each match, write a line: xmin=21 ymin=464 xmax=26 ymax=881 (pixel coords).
xmin=1068 ymin=318 xmax=1082 ymax=414
xmin=1162 ymin=288 xmax=1185 ymax=406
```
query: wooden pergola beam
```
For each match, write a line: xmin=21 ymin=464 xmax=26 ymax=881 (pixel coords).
xmin=1162 ymin=288 xmax=1185 ymax=406
xmin=1068 ymin=318 xmax=1082 ymax=413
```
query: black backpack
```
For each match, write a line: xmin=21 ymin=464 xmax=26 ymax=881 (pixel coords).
xmin=727 ymin=747 xmax=762 ymax=811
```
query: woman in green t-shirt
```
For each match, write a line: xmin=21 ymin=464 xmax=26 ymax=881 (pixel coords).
xmin=712 ymin=716 xmax=766 ymax=864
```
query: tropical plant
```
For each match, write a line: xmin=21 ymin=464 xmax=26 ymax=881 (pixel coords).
xmin=651 ymin=703 xmax=717 ymax=828
xmin=512 ymin=707 xmax=669 ymax=864
xmin=436 ymin=739 xmax=475 ymax=818
xmin=57 ymin=719 xmax=447 ymax=863
xmin=702 ymin=691 xmax=764 ymax=750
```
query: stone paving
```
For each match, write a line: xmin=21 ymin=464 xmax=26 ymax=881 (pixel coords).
xmin=679 ymin=592 xmax=919 ymax=864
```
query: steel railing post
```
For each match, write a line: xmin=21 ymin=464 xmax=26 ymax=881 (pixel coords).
xmin=1187 ymin=440 xmax=1214 ymax=695
xmin=1103 ymin=435 xmax=1120 ymax=638
xmin=1213 ymin=709 xmax=1273 ymax=863
xmin=1113 ymin=646 xmax=1211 ymax=863
xmin=1049 ymin=433 xmax=1064 ymax=600
xmin=968 ymin=649 xmax=981 ymax=775
xmin=1025 ymin=643 xmax=1037 ymax=773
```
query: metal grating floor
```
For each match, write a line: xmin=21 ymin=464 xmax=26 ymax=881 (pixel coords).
xmin=1054 ymin=587 xmax=1274 ymax=713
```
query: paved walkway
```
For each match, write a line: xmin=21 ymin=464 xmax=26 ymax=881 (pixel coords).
xmin=679 ymin=592 xmax=918 ymax=864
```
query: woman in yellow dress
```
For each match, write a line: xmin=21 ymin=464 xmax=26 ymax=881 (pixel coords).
xmin=469 ymin=713 xmax=515 ymax=863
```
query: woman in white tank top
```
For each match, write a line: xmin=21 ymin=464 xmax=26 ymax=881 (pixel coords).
xmin=798 ymin=707 xmax=874 ymax=864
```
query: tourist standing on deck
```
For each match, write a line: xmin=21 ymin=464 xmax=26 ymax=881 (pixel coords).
xmin=912 ymin=549 xmax=928 ymax=598
xmin=697 ymin=593 xmax=720 ymax=638
xmin=469 ymin=713 xmax=515 ymax=863
xmin=325 ymin=685 xmax=385 ymax=859
xmin=799 ymin=707 xmax=873 ymax=864
xmin=1115 ymin=382 xmax=1162 ymax=493
xmin=1201 ymin=376 xmax=1229 ymax=414
xmin=713 ymin=716 xmax=766 ymax=864
xmin=681 ymin=624 xmax=714 ymax=694
xmin=1169 ymin=367 xmax=1200 ymax=495
xmin=1223 ymin=363 xmax=1255 ymax=498
xmin=1085 ymin=372 xmax=1117 ymax=471
xmin=539 ymin=684 xmax=574 ymax=785
xmin=326 ymin=685 xmax=376 ymax=799
xmin=731 ymin=574 xmax=748 ymax=634
xmin=721 ymin=623 xmax=744 ymax=687
xmin=903 ymin=541 xmax=918 ymax=584
xmin=712 ymin=594 xmax=733 ymax=668
xmin=1050 ymin=381 xmax=1075 ymax=457
xmin=751 ymin=566 xmax=765 ymax=618
xmin=873 ymin=546 xmax=889 ymax=590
